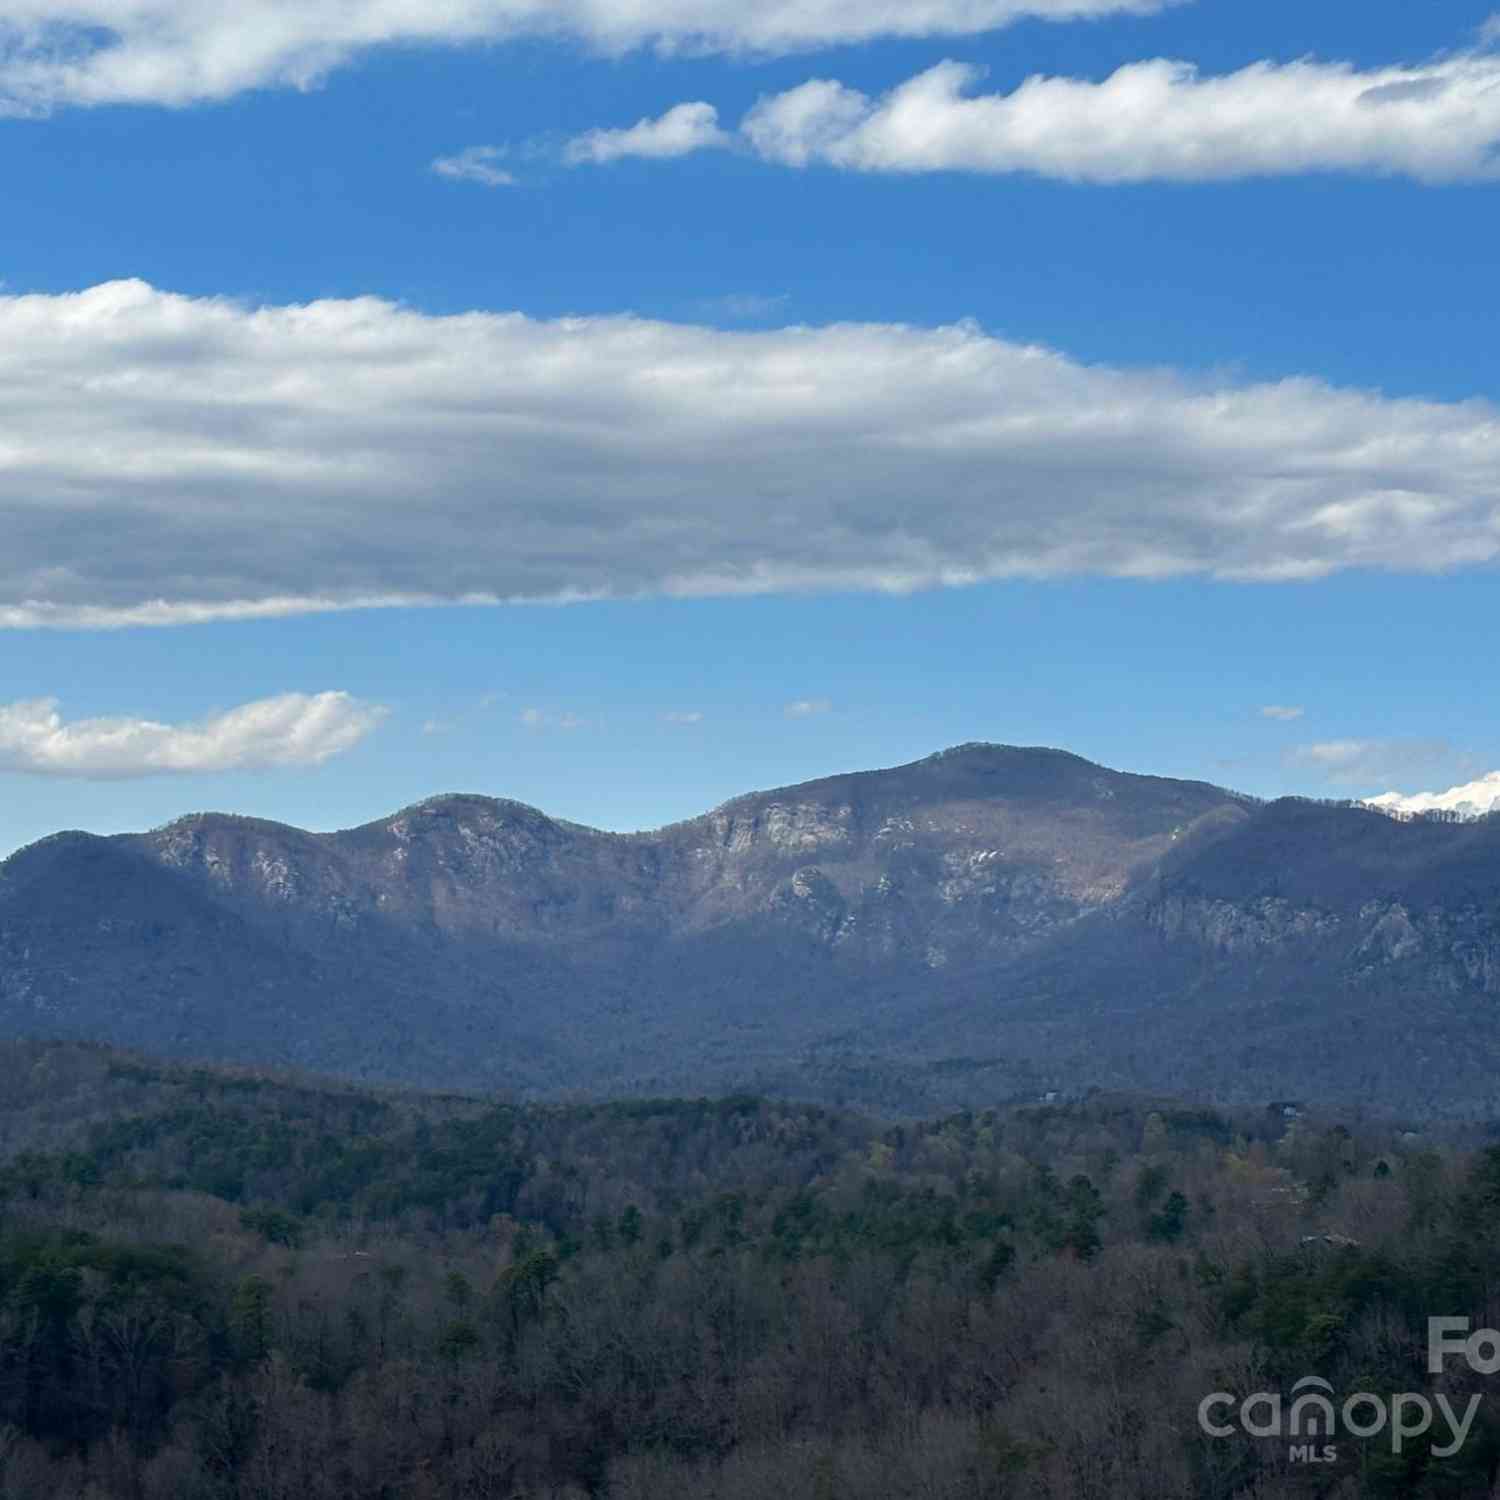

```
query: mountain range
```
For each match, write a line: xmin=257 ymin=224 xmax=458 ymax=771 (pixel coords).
xmin=3 ymin=743 xmax=1499 ymax=1118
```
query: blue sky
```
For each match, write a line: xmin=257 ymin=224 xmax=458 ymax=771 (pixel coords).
xmin=2 ymin=0 xmax=1499 ymax=852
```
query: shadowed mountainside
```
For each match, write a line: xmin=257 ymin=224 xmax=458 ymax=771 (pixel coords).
xmin=3 ymin=743 xmax=1499 ymax=1116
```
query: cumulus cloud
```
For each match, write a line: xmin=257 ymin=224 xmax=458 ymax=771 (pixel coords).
xmin=725 ymin=42 xmax=1500 ymax=182
xmin=431 ymin=146 xmax=516 ymax=188
xmin=0 ymin=692 xmax=385 ymax=777
xmin=1366 ymin=772 xmax=1500 ymax=818
xmin=0 ymin=0 xmax=1178 ymax=113
xmin=4 ymin=280 xmax=1500 ymax=630
xmin=565 ymin=102 xmax=729 ymax=164
xmin=662 ymin=711 xmax=704 ymax=724
xmin=784 ymin=699 xmax=832 ymax=719
xmin=1260 ymin=705 xmax=1305 ymax=721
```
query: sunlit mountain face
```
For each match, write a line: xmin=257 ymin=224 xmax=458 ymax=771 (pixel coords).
xmin=1367 ymin=771 xmax=1500 ymax=820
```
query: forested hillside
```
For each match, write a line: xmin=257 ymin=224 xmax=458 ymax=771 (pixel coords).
xmin=7 ymin=745 xmax=1500 ymax=1118
xmin=2 ymin=1043 xmax=1499 ymax=1498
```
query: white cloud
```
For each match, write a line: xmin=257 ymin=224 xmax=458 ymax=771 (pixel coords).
xmin=732 ymin=44 xmax=1500 ymax=183
xmin=565 ymin=102 xmax=729 ymax=164
xmin=742 ymin=78 xmax=876 ymax=167
xmin=697 ymin=292 xmax=791 ymax=322
xmin=4 ymin=280 xmax=1500 ymax=630
xmin=432 ymin=146 xmax=516 ymax=188
xmin=1294 ymin=740 xmax=1377 ymax=769
xmin=0 ymin=692 xmax=385 ymax=777
xmin=1260 ymin=705 xmax=1305 ymax=721
xmin=662 ymin=710 xmax=704 ymax=724
xmin=1366 ymin=771 xmax=1500 ymax=818
xmin=0 ymin=0 xmax=1180 ymax=113
xmin=1290 ymin=739 xmax=1450 ymax=785
xmin=784 ymin=699 xmax=832 ymax=719
xmin=520 ymin=707 xmax=588 ymax=731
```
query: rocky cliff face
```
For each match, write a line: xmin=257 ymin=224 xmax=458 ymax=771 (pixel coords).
xmin=128 ymin=743 xmax=1242 ymax=964
xmin=4 ymin=745 xmax=1500 ymax=1117
xmin=1146 ymin=890 xmax=1500 ymax=995
xmin=1139 ymin=798 xmax=1500 ymax=988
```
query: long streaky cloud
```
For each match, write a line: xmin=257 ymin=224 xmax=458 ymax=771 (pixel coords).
xmin=0 ymin=0 xmax=1180 ymax=112
xmin=1290 ymin=738 xmax=1451 ymax=786
xmin=571 ymin=39 xmax=1500 ymax=184
xmin=0 ymin=692 xmax=387 ymax=777
xmin=431 ymin=146 xmax=516 ymax=188
xmin=4 ymin=280 xmax=1500 ymax=630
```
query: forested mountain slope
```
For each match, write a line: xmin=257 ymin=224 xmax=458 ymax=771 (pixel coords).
xmin=0 ymin=1042 xmax=1496 ymax=1499
xmin=3 ymin=745 xmax=1499 ymax=1115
